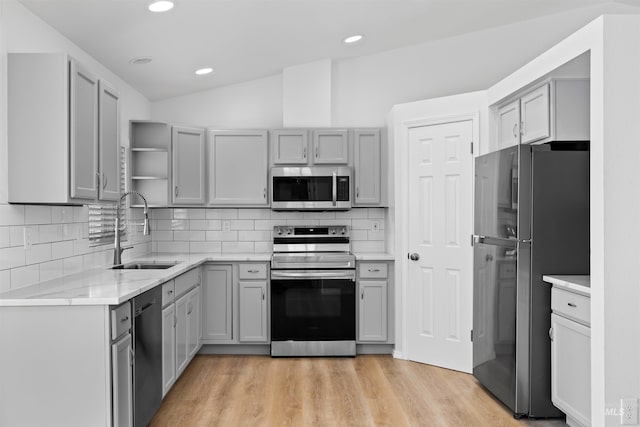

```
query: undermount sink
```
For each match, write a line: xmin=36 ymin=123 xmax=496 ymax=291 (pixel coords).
xmin=112 ymin=261 xmax=180 ymax=270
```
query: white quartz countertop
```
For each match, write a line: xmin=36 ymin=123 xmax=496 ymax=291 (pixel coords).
xmin=0 ymin=253 xmax=271 ymax=307
xmin=354 ymin=253 xmax=395 ymax=261
xmin=542 ymin=275 xmax=591 ymax=296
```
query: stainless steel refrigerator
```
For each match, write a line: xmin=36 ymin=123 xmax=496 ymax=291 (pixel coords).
xmin=472 ymin=143 xmax=589 ymax=418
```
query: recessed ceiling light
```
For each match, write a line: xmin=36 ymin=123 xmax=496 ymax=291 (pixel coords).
xmin=195 ymin=67 xmax=214 ymax=75
xmin=343 ymin=34 xmax=363 ymax=44
xmin=129 ymin=56 xmax=153 ymax=65
xmin=148 ymin=1 xmax=174 ymax=13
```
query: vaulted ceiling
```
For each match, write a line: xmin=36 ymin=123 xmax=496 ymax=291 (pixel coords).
xmin=17 ymin=0 xmax=636 ymax=101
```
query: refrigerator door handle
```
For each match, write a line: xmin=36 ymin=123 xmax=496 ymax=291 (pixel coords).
xmin=472 ymin=235 xmax=517 ymax=248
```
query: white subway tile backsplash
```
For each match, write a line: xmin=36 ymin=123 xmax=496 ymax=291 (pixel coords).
xmin=254 ymin=242 xmax=273 ymax=253
xmin=368 ymin=208 xmax=386 ymax=219
xmin=0 ymin=227 xmax=10 ymax=249
xmin=156 ymin=220 xmax=173 ymax=230
xmin=238 ymin=209 xmax=271 ymax=220
xmin=222 ymin=242 xmax=254 ymax=253
xmin=150 ymin=209 xmax=173 ymax=220
xmin=205 ymin=231 xmax=238 ymax=242
xmin=336 ymin=209 xmax=369 ymax=219
xmin=238 ymin=230 xmax=271 ymax=242
xmin=0 ymin=205 xmax=24 ymax=226
xmin=171 ymin=219 xmax=189 ymax=231
xmin=0 ymin=270 xmax=10 ymax=292
xmin=174 ymin=230 xmax=205 ymax=241
xmin=287 ymin=219 xmax=319 ymax=226
xmin=254 ymin=220 xmax=286 ymax=230
xmin=25 ymin=243 xmax=52 ymax=265
xmin=229 ymin=220 xmax=253 ymax=230
xmin=153 ymin=231 xmax=174 ymax=241
xmin=9 ymin=226 xmax=23 ymax=247
xmin=174 ymin=208 xmax=205 ymax=220
xmin=206 ymin=209 xmax=238 ymax=219
xmin=51 ymin=241 xmax=74 ymax=260
xmin=157 ymin=241 xmax=189 ymax=253
xmin=351 ymin=219 xmax=373 ymax=230
xmin=350 ymin=230 xmax=368 ymax=241
xmin=10 ymin=265 xmax=40 ymax=290
xmin=51 ymin=206 xmax=75 ymax=223
xmin=368 ymin=230 xmax=386 ymax=241
xmin=25 ymin=206 xmax=52 ymax=225
xmin=271 ymin=210 xmax=303 ymax=220
xmin=303 ymin=211 xmax=335 ymax=220
xmin=73 ymin=206 xmax=89 ymax=223
xmin=0 ymin=246 xmax=26 ymax=270
xmin=189 ymin=241 xmax=222 ymax=253
xmin=351 ymin=240 xmax=386 ymax=253
xmin=39 ymin=224 xmax=63 ymax=243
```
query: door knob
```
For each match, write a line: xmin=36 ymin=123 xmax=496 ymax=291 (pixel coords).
xmin=409 ymin=253 xmax=420 ymax=261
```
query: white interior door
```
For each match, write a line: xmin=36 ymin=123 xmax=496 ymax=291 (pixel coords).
xmin=406 ymin=119 xmax=473 ymax=373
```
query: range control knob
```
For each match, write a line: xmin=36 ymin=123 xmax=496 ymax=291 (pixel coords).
xmin=330 ymin=229 xmax=336 ymax=235
xmin=276 ymin=229 xmax=283 ymax=235
xmin=340 ymin=228 xmax=346 ymax=235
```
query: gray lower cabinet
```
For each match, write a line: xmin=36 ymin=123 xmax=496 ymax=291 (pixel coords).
xmin=111 ymin=302 xmax=133 ymax=427
xmin=202 ymin=264 xmax=234 ymax=342
xmin=161 ymin=301 xmax=176 ymax=396
xmin=357 ymin=261 xmax=392 ymax=343
xmin=175 ymin=286 xmax=200 ymax=375
xmin=239 ymin=281 xmax=268 ymax=342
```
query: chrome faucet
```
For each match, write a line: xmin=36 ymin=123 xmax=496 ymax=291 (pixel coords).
xmin=113 ymin=190 xmax=151 ymax=266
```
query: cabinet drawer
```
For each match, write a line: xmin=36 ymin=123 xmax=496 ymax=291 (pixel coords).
xmin=111 ymin=301 xmax=132 ymax=340
xmin=239 ymin=263 xmax=268 ymax=280
xmin=552 ymin=287 xmax=590 ymax=326
xmin=359 ymin=263 xmax=388 ymax=279
xmin=175 ymin=268 xmax=201 ymax=298
xmin=162 ymin=280 xmax=175 ymax=307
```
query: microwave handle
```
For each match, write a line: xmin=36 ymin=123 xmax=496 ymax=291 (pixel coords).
xmin=332 ymin=171 xmax=337 ymax=207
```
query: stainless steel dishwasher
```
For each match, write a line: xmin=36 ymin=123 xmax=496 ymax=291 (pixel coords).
xmin=133 ymin=286 xmax=162 ymax=427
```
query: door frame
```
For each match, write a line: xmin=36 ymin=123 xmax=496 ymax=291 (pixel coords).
xmin=393 ymin=112 xmax=480 ymax=360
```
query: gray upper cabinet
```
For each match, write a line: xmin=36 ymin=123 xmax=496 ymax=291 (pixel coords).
xmin=312 ymin=129 xmax=349 ymax=164
xmin=353 ymin=129 xmax=381 ymax=206
xmin=98 ymin=81 xmax=121 ymax=202
xmin=70 ymin=60 xmax=99 ymax=200
xmin=130 ymin=121 xmax=171 ymax=207
xmin=172 ymin=126 xmax=206 ymax=205
xmin=271 ymin=129 xmax=309 ymax=164
xmin=495 ymin=79 xmax=589 ymax=150
xmin=8 ymin=53 xmax=121 ymax=204
xmin=208 ymin=130 xmax=269 ymax=206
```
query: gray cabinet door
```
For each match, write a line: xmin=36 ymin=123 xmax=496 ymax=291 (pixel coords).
xmin=312 ymin=129 xmax=349 ymax=164
xmin=172 ymin=126 xmax=205 ymax=205
xmin=202 ymin=265 xmax=233 ymax=342
xmin=496 ymin=99 xmax=521 ymax=149
xmin=208 ymin=130 xmax=268 ymax=206
xmin=161 ymin=304 xmax=176 ymax=397
xmin=69 ymin=59 xmax=99 ymax=199
xmin=271 ymin=129 xmax=309 ymax=164
xmin=358 ymin=280 xmax=388 ymax=342
xmin=186 ymin=286 xmax=201 ymax=358
xmin=98 ymin=80 xmax=120 ymax=201
xmin=239 ymin=281 xmax=268 ymax=343
xmin=175 ymin=293 xmax=189 ymax=375
xmin=112 ymin=333 xmax=133 ymax=427
xmin=353 ymin=129 xmax=381 ymax=205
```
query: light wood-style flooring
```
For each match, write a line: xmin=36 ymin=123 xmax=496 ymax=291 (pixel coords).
xmin=150 ymin=355 xmax=566 ymax=427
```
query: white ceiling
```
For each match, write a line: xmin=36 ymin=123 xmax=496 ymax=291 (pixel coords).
xmin=18 ymin=0 xmax=624 ymax=101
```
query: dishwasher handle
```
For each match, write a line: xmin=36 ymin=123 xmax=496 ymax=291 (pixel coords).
xmin=134 ymin=298 xmax=157 ymax=317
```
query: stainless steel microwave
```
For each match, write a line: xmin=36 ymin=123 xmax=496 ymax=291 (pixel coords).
xmin=270 ymin=166 xmax=352 ymax=210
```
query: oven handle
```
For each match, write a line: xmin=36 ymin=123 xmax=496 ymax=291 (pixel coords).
xmin=271 ymin=270 xmax=355 ymax=280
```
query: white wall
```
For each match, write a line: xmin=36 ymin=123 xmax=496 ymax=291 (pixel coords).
xmin=152 ymin=74 xmax=282 ymax=128
xmin=0 ymin=0 xmax=152 ymax=291
xmin=151 ymin=2 xmax=637 ymax=129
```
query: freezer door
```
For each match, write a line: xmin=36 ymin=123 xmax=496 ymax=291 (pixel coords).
xmin=474 ymin=146 xmax=519 ymax=239
xmin=472 ymin=240 xmax=518 ymax=413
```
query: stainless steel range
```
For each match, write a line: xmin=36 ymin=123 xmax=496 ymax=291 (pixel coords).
xmin=270 ymin=225 xmax=356 ymax=357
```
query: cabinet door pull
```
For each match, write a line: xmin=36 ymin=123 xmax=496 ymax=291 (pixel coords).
xmin=520 ymin=120 xmax=524 ymax=136
xmin=174 ymin=314 xmax=177 ymax=328
xmin=262 ymin=289 xmax=265 ymax=300
xmin=512 ymin=123 xmax=518 ymax=139
xmin=567 ymin=302 xmax=577 ymax=308
xmin=356 ymin=187 xmax=359 ymax=199
xmin=549 ymin=327 xmax=553 ymax=341
xmin=315 ymin=146 xmax=319 ymax=158
xmin=263 ymin=188 xmax=267 ymax=199
xmin=167 ymin=290 xmax=173 ymax=295
xmin=120 ymin=316 xmax=129 ymax=323
xmin=368 ymin=268 xmax=380 ymax=273
xmin=175 ymin=186 xmax=179 ymax=198
xmin=361 ymin=289 xmax=364 ymax=300
xmin=187 ymin=302 xmax=192 ymax=315
xmin=247 ymin=269 xmax=259 ymax=273
xmin=102 ymin=173 xmax=108 ymax=189
xmin=303 ymin=147 xmax=307 ymax=159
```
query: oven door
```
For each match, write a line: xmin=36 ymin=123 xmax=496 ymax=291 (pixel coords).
xmin=270 ymin=270 xmax=356 ymax=355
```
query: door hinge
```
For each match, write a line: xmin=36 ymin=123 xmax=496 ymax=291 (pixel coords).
xmin=470 ymin=141 xmax=473 ymax=155
xmin=470 ymin=330 xmax=473 ymax=342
